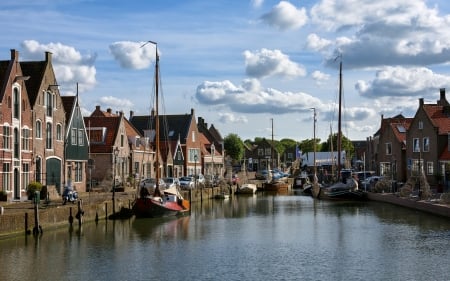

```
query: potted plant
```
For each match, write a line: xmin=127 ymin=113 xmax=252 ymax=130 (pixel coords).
xmin=27 ymin=181 xmax=43 ymax=200
xmin=0 ymin=190 xmax=7 ymax=201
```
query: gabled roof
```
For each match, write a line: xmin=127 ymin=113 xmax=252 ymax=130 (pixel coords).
xmin=130 ymin=113 xmax=193 ymax=143
xmin=423 ymin=104 xmax=450 ymax=135
xmin=61 ymin=96 xmax=76 ymax=125
xmin=84 ymin=116 xmax=120 ymax=153
xmin=20 ymin=60 xmax=47 ymax=105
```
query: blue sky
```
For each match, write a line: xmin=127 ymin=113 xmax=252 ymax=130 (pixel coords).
xmin=2 ymin=0 xmax=450 ymax=143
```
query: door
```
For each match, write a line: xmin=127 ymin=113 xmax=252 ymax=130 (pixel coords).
xmin=46 ymin=158 xmax=61 ymax=192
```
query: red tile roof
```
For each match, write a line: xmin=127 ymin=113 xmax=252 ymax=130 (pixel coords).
xmin=424 ymin=105 xmax=450 ymax=135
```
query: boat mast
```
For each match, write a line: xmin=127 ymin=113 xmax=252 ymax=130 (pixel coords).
xmin=337 ymin=60 xmax=342 ymax=180
xmin=311 ymin=108 xmax=317 ymax=179
xmin=271 ymin=118 xmax=274 ymax=169
xmin=155 ymin=44 xmax=160 ymax=194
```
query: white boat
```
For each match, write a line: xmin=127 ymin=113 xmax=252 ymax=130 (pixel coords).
xmin=236 ymin=183 xmax=257 ymax=194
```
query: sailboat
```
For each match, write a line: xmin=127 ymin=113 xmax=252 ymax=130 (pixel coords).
xmin=263 ymin=118 xmax=289 ymax=192
xmin=315 ymin=59 xmax=367 ymax=200
xmin=133 ymin=41 xmax=190 ymax=218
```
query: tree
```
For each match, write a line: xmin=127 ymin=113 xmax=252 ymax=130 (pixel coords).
xmin=224 ymin=133 xmax=244 ymax=162
xmin=299 ymin=138 xmax=321 ymax=153
xmin=320 ymin=133 xmax=354 ymax=156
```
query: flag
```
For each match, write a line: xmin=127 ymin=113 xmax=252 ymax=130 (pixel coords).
xmin=295 ymin=144 xmax=301 ymax=160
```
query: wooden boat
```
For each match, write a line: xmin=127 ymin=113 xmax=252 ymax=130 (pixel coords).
xmin=133 ymin=41 xmax=190 ymax=218
xmin=235 ymin=183 xmax=257 ymax=194
xmin=313 ymin=59 xmax=366 ymax=201
xmin=214 ymin=193 xmax=230 ymax=200
xmin=264 ymin=180 xmax=289 ymax=192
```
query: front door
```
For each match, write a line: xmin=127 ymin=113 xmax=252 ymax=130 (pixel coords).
xmin=46 ymin=158 xmax=61 ymax=192
xmin=14 ymin=168 xmax=20 ymax=200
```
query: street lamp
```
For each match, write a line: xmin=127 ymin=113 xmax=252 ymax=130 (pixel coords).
xmin=211 ymin=143 xmax=215 ymax=180
xmin=194 ymin=154 xmax=198 ymax=189
xmin=112 ymin=147 xmax=119 ymax=215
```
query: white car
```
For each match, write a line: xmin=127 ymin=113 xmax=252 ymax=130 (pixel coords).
xmin=163 ymin=177 xmax=180 ymax=188
xmin=361 ymin=176 xmax=384 ymax=191
xmin=179 ymin=176 xmax=195 ymax=189
xmin=139 ymin=178 xmax=166 ymax=189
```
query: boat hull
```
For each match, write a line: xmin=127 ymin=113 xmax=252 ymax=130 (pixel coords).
xmin=133 ymin=197 xmax=188 ymax=218
xmin=321 ymin=182 xmax=368 ymax=200
xmin=264 ymin=182 xmax=289 ymax=192
xmin=236 ymin=183 xmax=257 ymax=194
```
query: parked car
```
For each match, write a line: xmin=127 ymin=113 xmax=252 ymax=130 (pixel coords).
xmin=255 ymin=170 xmax=270 ymax=180
xmin=179 ymin=176 xmax=195 ymax=189
xmin=361 ymin=176 xmax=384 ymax=191
xmin=163 ymin=177 xmax=180 ymax=189
xmin=188 ymin=174 xmax=205 ymax=184
xmin=139 ymin=178 xmax=166 ymax=189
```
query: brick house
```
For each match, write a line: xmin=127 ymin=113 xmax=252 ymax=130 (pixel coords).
xmin=130 ymin=108 xmax=201 ymax=178
xmin=197 ymin=117 xmax=224 ymax=177
xmin=376 ymin=114 xmax=412 ymax=183
xmin=84 ymin=107 xmax=134 ymax=190
xmin=61 ymin=95 xmax=89 ymax=192
xmin=21 ymin=51 xmax=66 ymax=195
xmin=406 ymin=89 xmax=450 ymax=189
xmin=0 ymin=50 xmax=33 ymax=201
xmin=245 ymin=138 xmax=280 ymax=172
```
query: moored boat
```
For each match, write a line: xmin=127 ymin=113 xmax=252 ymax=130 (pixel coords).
xmin=236 ymin=183 xmax=257 ymax=194
xmin=132 ymin=41 xmax=190 ymax=218
xmin=264 ymin=180 xmax=289 ymax=192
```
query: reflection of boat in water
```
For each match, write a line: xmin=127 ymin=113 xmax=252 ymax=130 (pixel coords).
xmin=132 ymin=216 xmax=190 ymax=240
xmin=235 ymin=183 xmax=257 ymax=194
xmin=132 ymin=41 xmax=190 ymax=218
xmin=214 ymin=192 xmax=230 ymax=200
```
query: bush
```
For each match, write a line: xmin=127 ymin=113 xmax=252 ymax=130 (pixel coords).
xmin=27 ymin=181 xmax=43 ymax=199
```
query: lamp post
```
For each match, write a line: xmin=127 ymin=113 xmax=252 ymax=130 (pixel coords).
xmin=211 ymin=143 xmax=215 ymax=183
xmin=194 ymin=154 xmax=198 ymax=189
xmin=112 ymin=147 xmax=119 ymax=215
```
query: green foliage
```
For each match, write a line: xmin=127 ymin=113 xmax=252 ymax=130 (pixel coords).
xmin=224 ymin=133 xmax=244 ymax=161
xmin=27 ymin=181 xmax=43 ymax=197
xmin=320 ymin=133 xmax=354 ymax=156
xmin=299 ymin=138 xmax=321 ymax=153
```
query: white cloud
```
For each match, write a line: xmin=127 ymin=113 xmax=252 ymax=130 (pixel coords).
xmin=243 ymin=48 xmax=306 ymax=79
xmin=251 ymin=0 xmax=264 ymax=8
xmin=306 ymin=33 xmax=332 ymax=52
xmin=218 ymin=112 xmax=248 ymax=124
xmin=21 ymin=40 xmax=97 ymax=93
xmin=355 ymin=66 xmax=450 ymax=98
xmin=98 ymin=96 xmax=134 ymax=112
xmin=109 ymin=41 xmax=156 ymax=69
xmin=311 ymin=70 xmax=330 ymax=84
xmin=260 ymin=1 xmax=308 ymax=30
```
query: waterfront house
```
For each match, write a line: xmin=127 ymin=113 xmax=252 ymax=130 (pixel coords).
xmin=406 ymin=89 xmax=450 ymax=190
xmin=61 ymin=95 xmax=89 ymax=192
xmin=197 ymin=117 xmax=224 ymax=178
xmin=21 ymin=51 xmax=66 ymax=197
xmin=130 ymin=108 xmax=201 ymax=178
xmin=0 ymin=50 xmax=33 ymax=201
xmin=244 ymin=138 xmax=280 ymax=172
xmin=376 ymin=114 xmax=412 ymax=184
xmin=84 ymin=108 xmax=133 ymax=190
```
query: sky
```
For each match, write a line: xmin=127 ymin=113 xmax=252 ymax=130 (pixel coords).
xmin=2 ymin=0 xmax=450 ymax=143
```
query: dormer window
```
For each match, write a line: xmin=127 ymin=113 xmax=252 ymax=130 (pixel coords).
xmin=13 ymin=88 xmax=20 ymax=119
xmin=46 ymin=91 xmax=54 ymax=117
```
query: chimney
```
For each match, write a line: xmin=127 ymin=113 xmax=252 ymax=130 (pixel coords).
xmin=129 ymin=110 xmax=134 ymax=120
xmin=107 ymin=108 xmax=112 ymax=113
xmin=10 ymin=49 xmax=19 ymax=60
xmin=45 ymin=52 xmax=52 ymax=63
xmin=191 ymin=108 xmax=195 ymax=116
xmin=419 ymin=98 xmax=424 ymax=106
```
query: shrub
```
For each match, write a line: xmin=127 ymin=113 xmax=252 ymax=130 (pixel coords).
xmin=27 ymin=181 xmax=43 ymax=198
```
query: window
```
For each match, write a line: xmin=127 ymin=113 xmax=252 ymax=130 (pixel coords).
xmin=385 ymin=142 xmax=392 ymax=155
xmin=71 ymin=128 xmax=77 ymax=145
xmin=423 ymin=137 xmax=429 ymax=152
xmin=13 ymin=128 xmax=19 ymax=159
xmin=427 ymin=162 xmax=434 ymax=175
xmin=192 ymin=131 xmax=196 ymax=142
xmin=188 ymin=148 xmax=200 ymax=163
xmin=22 ymin=128 xmax=30 ymax=150
xmin=2 ymin=163 xmax=11 ymax=191
xmin=413 ymin=138 xmax=420 ymax=152
xmin=36 ymin=120 xmax=42 ymax=138
xmin=258 ymin=148 xmax=264 ymax=156
xmin=56 ymin=124 xmax=62 ymax=141
xmin=2 ymin=126 xmax=10 ymax=149
xmin=265 ymin=148 xmax=271 ymax=156
xmin=135 ymin=137 xmax=140 ymax=148
xmin=134 ymin=162 xmax=139 ymax=174
xmin=46 ymin=123 xmax=52 ymax=149
xmin=46 ymin=92 xmax=53 ymax=117
xmin=22 ymin=163 xmax=30 ymax=192
xmin=418 ymin=121 xmax=423 ymax=130
xmin=78 ymin=129 xmax=84 ymax=145
xmin=74 ymin=162 xmax=83 ymax=182
xmin=13 ymin=88 xmax=20 ymax=119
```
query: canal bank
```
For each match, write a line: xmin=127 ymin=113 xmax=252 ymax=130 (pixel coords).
xmin=367 ymin=192 xmax=450 ymax=218
xmin=0 ymin=186 xmax=231 ymax=238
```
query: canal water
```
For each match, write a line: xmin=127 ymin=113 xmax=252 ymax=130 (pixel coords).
xmin=1 ymin=193 xmax=449 ymax=281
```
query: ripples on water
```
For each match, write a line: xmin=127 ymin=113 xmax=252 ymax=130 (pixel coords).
xmin=1 ymin=194 xmax=449 ymax=281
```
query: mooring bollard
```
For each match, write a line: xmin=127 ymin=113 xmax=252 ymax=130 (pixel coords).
xmin=76 ymin=199 xmax=84 ymax=227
